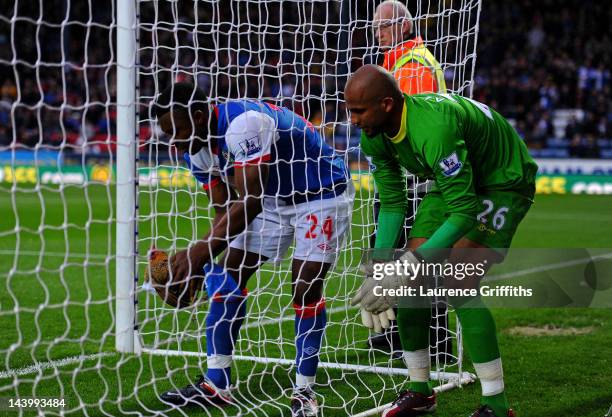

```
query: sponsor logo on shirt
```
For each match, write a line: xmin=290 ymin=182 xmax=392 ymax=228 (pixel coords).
xmin=439 ymin=151 xmax=462 ymax=177
xmin=317 ymin=242 xmax=334 ymax=251
xmin=238 ymin=136 xmax=262 ymax=157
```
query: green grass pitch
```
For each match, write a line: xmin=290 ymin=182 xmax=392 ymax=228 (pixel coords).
xmin=0 ymin=183 xmax=611 ymax=417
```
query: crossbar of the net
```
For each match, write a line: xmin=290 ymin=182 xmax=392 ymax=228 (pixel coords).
xmin=142 ymin=348 xmax=471 ymax=381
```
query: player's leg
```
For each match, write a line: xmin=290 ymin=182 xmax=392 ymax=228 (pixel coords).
xmin=160 ymin=206 xmax=294 ymax=406
xmin=202 ymin=203 xmax=294 ymax=390
xmin=383 ymin=193 xmax=450 ymax=416
xmin=393 ymin=192 xmax=447 ymax=398
xmin=290 ymin=189 xmax=353 ymax=416
xmin=445 ymin=240 xmax=511 ymax=417
xmin=159 ymin=248 xmax=265 ymax=407
xmin=446 ymin=190 xmax=532 ymax=417
xmin=291 ymin=259 xmax=331 ymax=389
xmin=201 ymin=248 xmax=264 ymax=390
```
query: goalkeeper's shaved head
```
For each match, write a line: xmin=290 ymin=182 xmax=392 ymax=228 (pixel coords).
xmin=344 ymin=64 xmax=404 ymax=137
xmin=345 ymin=64 xmax=403 ymax=104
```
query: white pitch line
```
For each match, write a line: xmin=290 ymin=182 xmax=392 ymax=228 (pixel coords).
xmin=242 ymin=253 xmax=612 ymax=330
xmin=525 ymin=213 xmax=611 ymax=221
xmin=5 ymin=253 xmax=607 ymax=380
xmin=486 ymin=252 xmax=612 ymax=282
xmin=0 ymin=250 xmax=108 ymax=259
xmin=0 ymin=352 xmax=115 ymax=379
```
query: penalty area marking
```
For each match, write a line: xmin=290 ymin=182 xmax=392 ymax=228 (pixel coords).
xmin=0 ymin=352 xmax=115 ymax=379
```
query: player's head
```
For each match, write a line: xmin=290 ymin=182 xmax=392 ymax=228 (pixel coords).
xmin=344 ymin=64 xmax=403 ymax=137
xmin=152 ymin=82 xmax=210 ymax=155
xmin=373 ymin=0 xmax=413 ymax=49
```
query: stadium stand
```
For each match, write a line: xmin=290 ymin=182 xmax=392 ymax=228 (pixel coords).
xmin=0 ymin=0 xmax=610 ymax=159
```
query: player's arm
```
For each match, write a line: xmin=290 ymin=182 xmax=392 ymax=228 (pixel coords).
xmin=361 ymin=133 xmax=408 ymax=260
xmin=415 ymin=123 xmax=478 ymax=259
xmin=171 ymin=111 xmax=274 ymax=280
xmin=198 ymin=111 xmax=274 ymax=258
xmin=204 ymin=179 xmax=237 ymax=229
xmin=202 ymin=163 xmax=268 ymax=257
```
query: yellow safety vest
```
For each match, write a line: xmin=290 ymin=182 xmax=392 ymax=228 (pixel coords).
xmin=392 ymin=44 xmax=447 ymax=93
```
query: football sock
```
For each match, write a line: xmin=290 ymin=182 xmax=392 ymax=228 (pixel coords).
xmin=204 ymin=263 xmax=247 ymax=389
xmin=483 ymin=392 xmax=510 ymax=416
xmin=397 ymin=306 xmax=433 ymax=396
xmin=452 ymin=296 xmax=509 ymax=415
xmin=294 ymin=298 xmax=327 ymax=388
xmin=403 ymin=349 xmax=433 ymax=396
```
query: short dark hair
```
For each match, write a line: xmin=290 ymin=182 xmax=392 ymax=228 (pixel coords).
xmin=151 ymin=82 xmax=208 ymax=119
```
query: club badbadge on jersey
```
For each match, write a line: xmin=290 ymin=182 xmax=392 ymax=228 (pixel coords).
xmin=439 ymin=151 xmax=462 ymax=176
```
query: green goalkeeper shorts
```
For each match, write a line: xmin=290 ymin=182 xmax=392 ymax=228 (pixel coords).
xmin=409 ymin=189 xmax=534 ymax=249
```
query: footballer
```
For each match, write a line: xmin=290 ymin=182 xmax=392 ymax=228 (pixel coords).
xmin=152 ymin=82 xmax=354 ymax=417
xmin=347 ymin=65 xmax=537 ymax=417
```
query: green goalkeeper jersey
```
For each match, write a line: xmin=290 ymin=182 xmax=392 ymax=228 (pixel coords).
xmin=361 ymin=93 xmax=538 ymax=253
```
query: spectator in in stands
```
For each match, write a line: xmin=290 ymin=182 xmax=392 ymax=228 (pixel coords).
xmin=569 ymin=112 xmax=601 ymax=158
xmin=366 ymin=0 xmax=452 ymax=363
xmin=564 ymin=115 xmax=580 ymax=141
xmin=532 ymin=112 xmax=554 ymax=148
xmin=0 ymin=126 xmax=10 ymax=147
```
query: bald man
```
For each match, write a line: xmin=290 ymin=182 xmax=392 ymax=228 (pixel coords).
xmin=373 ymin=1 xmax=446 ymax=94
xmin=348 ymin=65 xmax=535 ymax=417
xmin=368 ymin=0 xmax=451 ymax=360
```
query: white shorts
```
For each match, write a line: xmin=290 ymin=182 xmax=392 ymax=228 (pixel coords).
xmin=229 ymin=184 xmax=355 ymax=264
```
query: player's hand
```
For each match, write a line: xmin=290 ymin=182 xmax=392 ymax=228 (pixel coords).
xmin=351 ymin=251 xmax=421 ymax=314
xmin=170 ymin=242 xmax=210 ymax=285
xmin=360 ymin=308 xmax=395 ymax=333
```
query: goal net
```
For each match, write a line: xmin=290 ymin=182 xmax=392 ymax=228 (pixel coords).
xmin=1 ymin=0 xmax=481 ymax=415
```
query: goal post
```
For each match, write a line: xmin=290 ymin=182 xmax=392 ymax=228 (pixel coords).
xmin=115 ymin=0 xmax=138 ymax=354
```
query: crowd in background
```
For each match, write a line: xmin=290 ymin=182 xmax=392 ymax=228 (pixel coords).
xmin=473 ymin=0 xmax=611 ymax=158
xmin=0 ymin=0 xmax=610 ymax=158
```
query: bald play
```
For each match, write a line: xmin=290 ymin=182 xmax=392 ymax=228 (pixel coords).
xmin=344 ymin=64 xmax=404 ymax=137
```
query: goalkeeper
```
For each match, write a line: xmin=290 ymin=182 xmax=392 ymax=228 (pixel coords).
xmin=152 ymin=82 xmax=353 ymax=417
xmin=346 ymin=65 xmax=537 ymax=417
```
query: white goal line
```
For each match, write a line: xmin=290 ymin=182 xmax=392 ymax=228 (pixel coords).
xmin=0 ymin=352 xmax=115 ymax=379
xmin=486 ymin=252 xmax=612 ymax=282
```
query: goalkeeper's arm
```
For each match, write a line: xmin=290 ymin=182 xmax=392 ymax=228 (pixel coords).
xmin=369 ymin=156 xmax=409 ymax=259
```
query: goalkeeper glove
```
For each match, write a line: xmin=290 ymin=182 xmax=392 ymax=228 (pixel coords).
xmin=351 ymin=251 xmax=421 ymax=314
